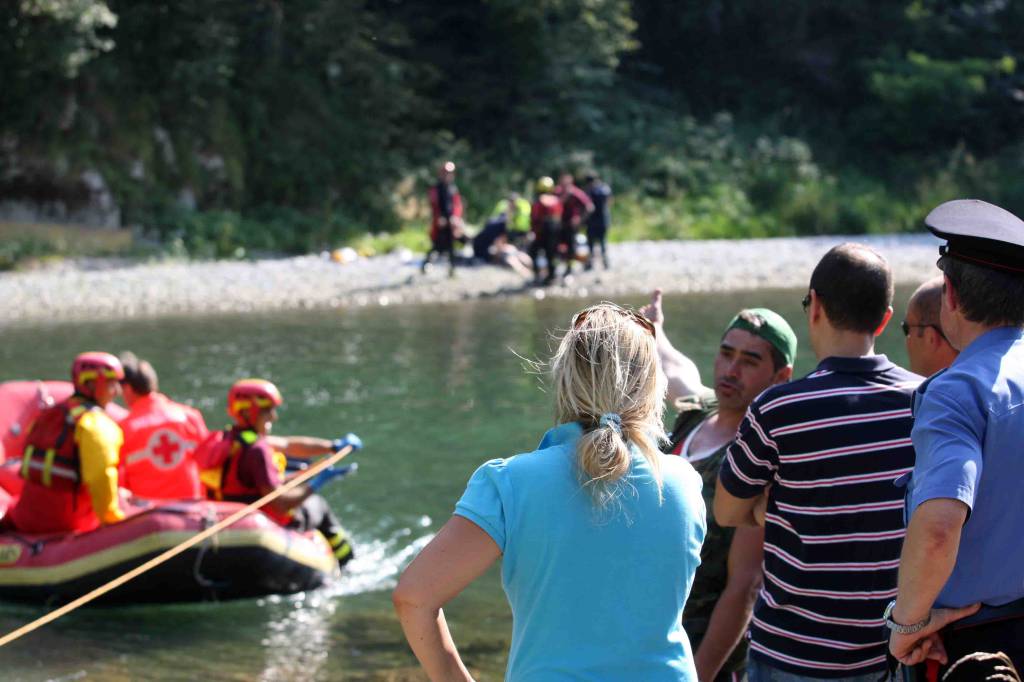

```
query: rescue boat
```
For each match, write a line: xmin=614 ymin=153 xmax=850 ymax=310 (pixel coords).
xmin=0 ymin=476 xmax=338 ymax=604
xmin=0 ymin=381 xmax=338 ymax=604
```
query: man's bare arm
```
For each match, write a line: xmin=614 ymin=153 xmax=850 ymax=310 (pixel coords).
xmin=889 ymin=498 xmax=979 ymax=665
xmin=265 ymin=435 xmax=334 ymax=458
xmin=640 ymin=288 xmax=708 ymax=402
xmin=714 ymin=480 xmax=763 ymax=528
xmin=694 ymin=526 xmax=764 ymax=681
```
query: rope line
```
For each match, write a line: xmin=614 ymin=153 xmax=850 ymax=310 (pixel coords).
xmin=0 ymin=444 xmax=354 ymax=648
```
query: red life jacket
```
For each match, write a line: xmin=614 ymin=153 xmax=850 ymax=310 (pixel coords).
xmin=428 ymin=183 xmax=463 ymax=240
xmin=558 ymin=184 xmax=594 ymax=225
xmin=530 ymin=194 xmax=563 ymax=235
xmin=8 ymin=396 xmax=105 ymax=534
xmin=197 ymin=428 xmax=291 ymax=526
xmin=118 ymin=393 xmax=206 ymax=500
xmin=18 ymin=397 xmax=96 ymax=491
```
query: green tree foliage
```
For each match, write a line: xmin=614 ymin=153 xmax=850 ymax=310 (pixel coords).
xmin=3 ymin=0 xmax=1024 ymax=254
xmin=0 ymin=0 xmax=115 ymax=134
xmin=628 ymin=0 xmax=1024 ymax=157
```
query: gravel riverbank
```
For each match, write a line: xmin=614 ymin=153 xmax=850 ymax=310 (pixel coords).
xmin=1 ymin=234 xmax=942 ymax=324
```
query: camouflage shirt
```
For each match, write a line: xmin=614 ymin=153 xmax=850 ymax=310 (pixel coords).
xmin=666 ymin=393 xmax=748 ymax=678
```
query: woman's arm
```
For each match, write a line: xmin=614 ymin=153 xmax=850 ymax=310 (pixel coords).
xmin=393 ymin=516 xmax=502 ymax=682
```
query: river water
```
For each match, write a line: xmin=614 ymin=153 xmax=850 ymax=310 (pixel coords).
xmin=0 ymin=289 xmax=912 ymax=681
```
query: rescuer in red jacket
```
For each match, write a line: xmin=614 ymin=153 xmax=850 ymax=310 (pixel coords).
xmin=117 ymin=352 xmax=208 ymax=500
xmin=8 ymin=352 xmax=126 ymax=534
xmin=196 ymin=379 xmax=359 ymax=568
xmin=528 ymin=176 xmax=563 ymax=286
xmin=555 ymin=173 xmax=594 ymax=280
xmin=422 ymin=161 xmax=465 ymax=277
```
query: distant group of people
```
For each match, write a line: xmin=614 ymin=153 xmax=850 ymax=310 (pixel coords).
xmin=396 ymin=199 xmax=1024 ymax=681
xmin=422 ymin=161 xmax=613 ymax=284
xmin=5 ymin=355 xmax=357 ymax=568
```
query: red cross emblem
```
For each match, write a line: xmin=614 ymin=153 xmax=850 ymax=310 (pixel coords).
xmin=143 ymin=429 xmax=189 ymax=470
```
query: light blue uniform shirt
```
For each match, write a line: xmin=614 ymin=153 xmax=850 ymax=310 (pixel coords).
xmin=907 ymin=326 xmax=1024 ymax=607
xmin=455 ymin=422 xmax=706 ymax=681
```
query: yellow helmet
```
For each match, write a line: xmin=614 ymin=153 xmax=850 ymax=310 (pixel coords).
xmin=535 ymin=176 xmax=555 ymax=194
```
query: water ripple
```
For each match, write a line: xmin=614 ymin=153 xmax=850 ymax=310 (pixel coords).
xmin=329 ymin=530 xmax=435 ymax=597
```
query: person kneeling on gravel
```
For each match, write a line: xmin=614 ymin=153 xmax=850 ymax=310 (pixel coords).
xmin=195 ymin=379 xmax=360 ymax=568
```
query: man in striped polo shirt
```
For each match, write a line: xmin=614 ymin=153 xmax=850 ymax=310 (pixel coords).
xmin=715 ymin=243 xmax=922 ymax=680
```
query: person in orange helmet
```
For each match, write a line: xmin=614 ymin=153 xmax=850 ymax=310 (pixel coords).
xmin=196 ymin=379 xmax=360 ymax=568
xmin=8 ymin=352 xmax=126 ymax=534
xmin=117 ymin=352 xmax=209 ymax=500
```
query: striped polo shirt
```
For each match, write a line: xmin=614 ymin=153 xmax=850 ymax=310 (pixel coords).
xmin=719 ymin=355 xmax=921 ymax=677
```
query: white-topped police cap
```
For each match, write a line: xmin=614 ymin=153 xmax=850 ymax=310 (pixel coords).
xmin=925 ymin=199 xmax=1024 ymax=274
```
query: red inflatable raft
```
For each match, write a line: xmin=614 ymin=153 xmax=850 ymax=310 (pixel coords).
xmin=0 ymin=486 xmax=337 ymax=604
xmin=0 ymin=381 xmax=338 ymax=604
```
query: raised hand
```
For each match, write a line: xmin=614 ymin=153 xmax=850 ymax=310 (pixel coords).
xmin=640 ymin=288 xmax=665 ymax=328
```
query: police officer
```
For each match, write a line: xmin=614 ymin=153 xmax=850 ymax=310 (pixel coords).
xmin=888 ymin=199 xmax=1024 ymax=670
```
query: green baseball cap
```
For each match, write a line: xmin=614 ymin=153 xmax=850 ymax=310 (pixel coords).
xmin=724 ymin=308 xmax=798 ymax=367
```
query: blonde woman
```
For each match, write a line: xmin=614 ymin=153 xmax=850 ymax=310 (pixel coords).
xmin=393 ymin=303 xmax=707 ymax=681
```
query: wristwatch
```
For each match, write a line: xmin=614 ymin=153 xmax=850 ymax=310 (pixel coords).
xmin=883 ymin=600 xmax=931 ymax=634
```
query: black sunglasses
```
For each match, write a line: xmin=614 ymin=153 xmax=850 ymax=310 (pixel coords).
xmin=900 ymin=320 xmax=948 ymax=342
xmin=801 ymin=293 xmax=812 ymax=312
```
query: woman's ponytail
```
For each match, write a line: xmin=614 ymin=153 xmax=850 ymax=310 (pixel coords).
xmin=576 ymin=413 xmax=632 ymax=507
xmin=550 ymin=304 xmax=667 ymax=508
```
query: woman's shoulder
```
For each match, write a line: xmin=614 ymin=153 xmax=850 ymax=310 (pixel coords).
xmin=471 ymin=424 xmax=579 ymax=479
xmin=657 ymin=452 xmax=704 ymax=492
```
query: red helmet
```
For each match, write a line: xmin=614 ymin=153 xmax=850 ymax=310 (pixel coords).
xmin=72 ymin=352 xmax=125 ymax=397
xmin=227 ymin=379 xmax=283 ymax=427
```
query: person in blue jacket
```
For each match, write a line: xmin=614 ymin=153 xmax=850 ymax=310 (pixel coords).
xmin=393 ymin=302 xmax=706 ymax=682
xmin=888 ymin=200 xmax=1024 ymax=673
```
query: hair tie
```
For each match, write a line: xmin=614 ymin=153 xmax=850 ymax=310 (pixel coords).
xmin=598 ymin=412 xmax=622 ymax=435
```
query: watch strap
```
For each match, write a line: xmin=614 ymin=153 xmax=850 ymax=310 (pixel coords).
xmin=883 ymin=600 xmax=931 ymax=635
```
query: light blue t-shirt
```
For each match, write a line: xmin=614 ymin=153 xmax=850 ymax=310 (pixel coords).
xmin=907 ymin=326 xmax=1024 ymax=607
xmin=455 ymin=422 xmax=706 ymax=681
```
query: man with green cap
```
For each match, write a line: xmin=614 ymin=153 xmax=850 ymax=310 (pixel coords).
xmin=642 ymin=289 xmax=797 ymax=682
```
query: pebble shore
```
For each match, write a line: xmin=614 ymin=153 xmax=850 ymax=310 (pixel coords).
xmin=1 ymin=235 xmax=942 ymax=324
